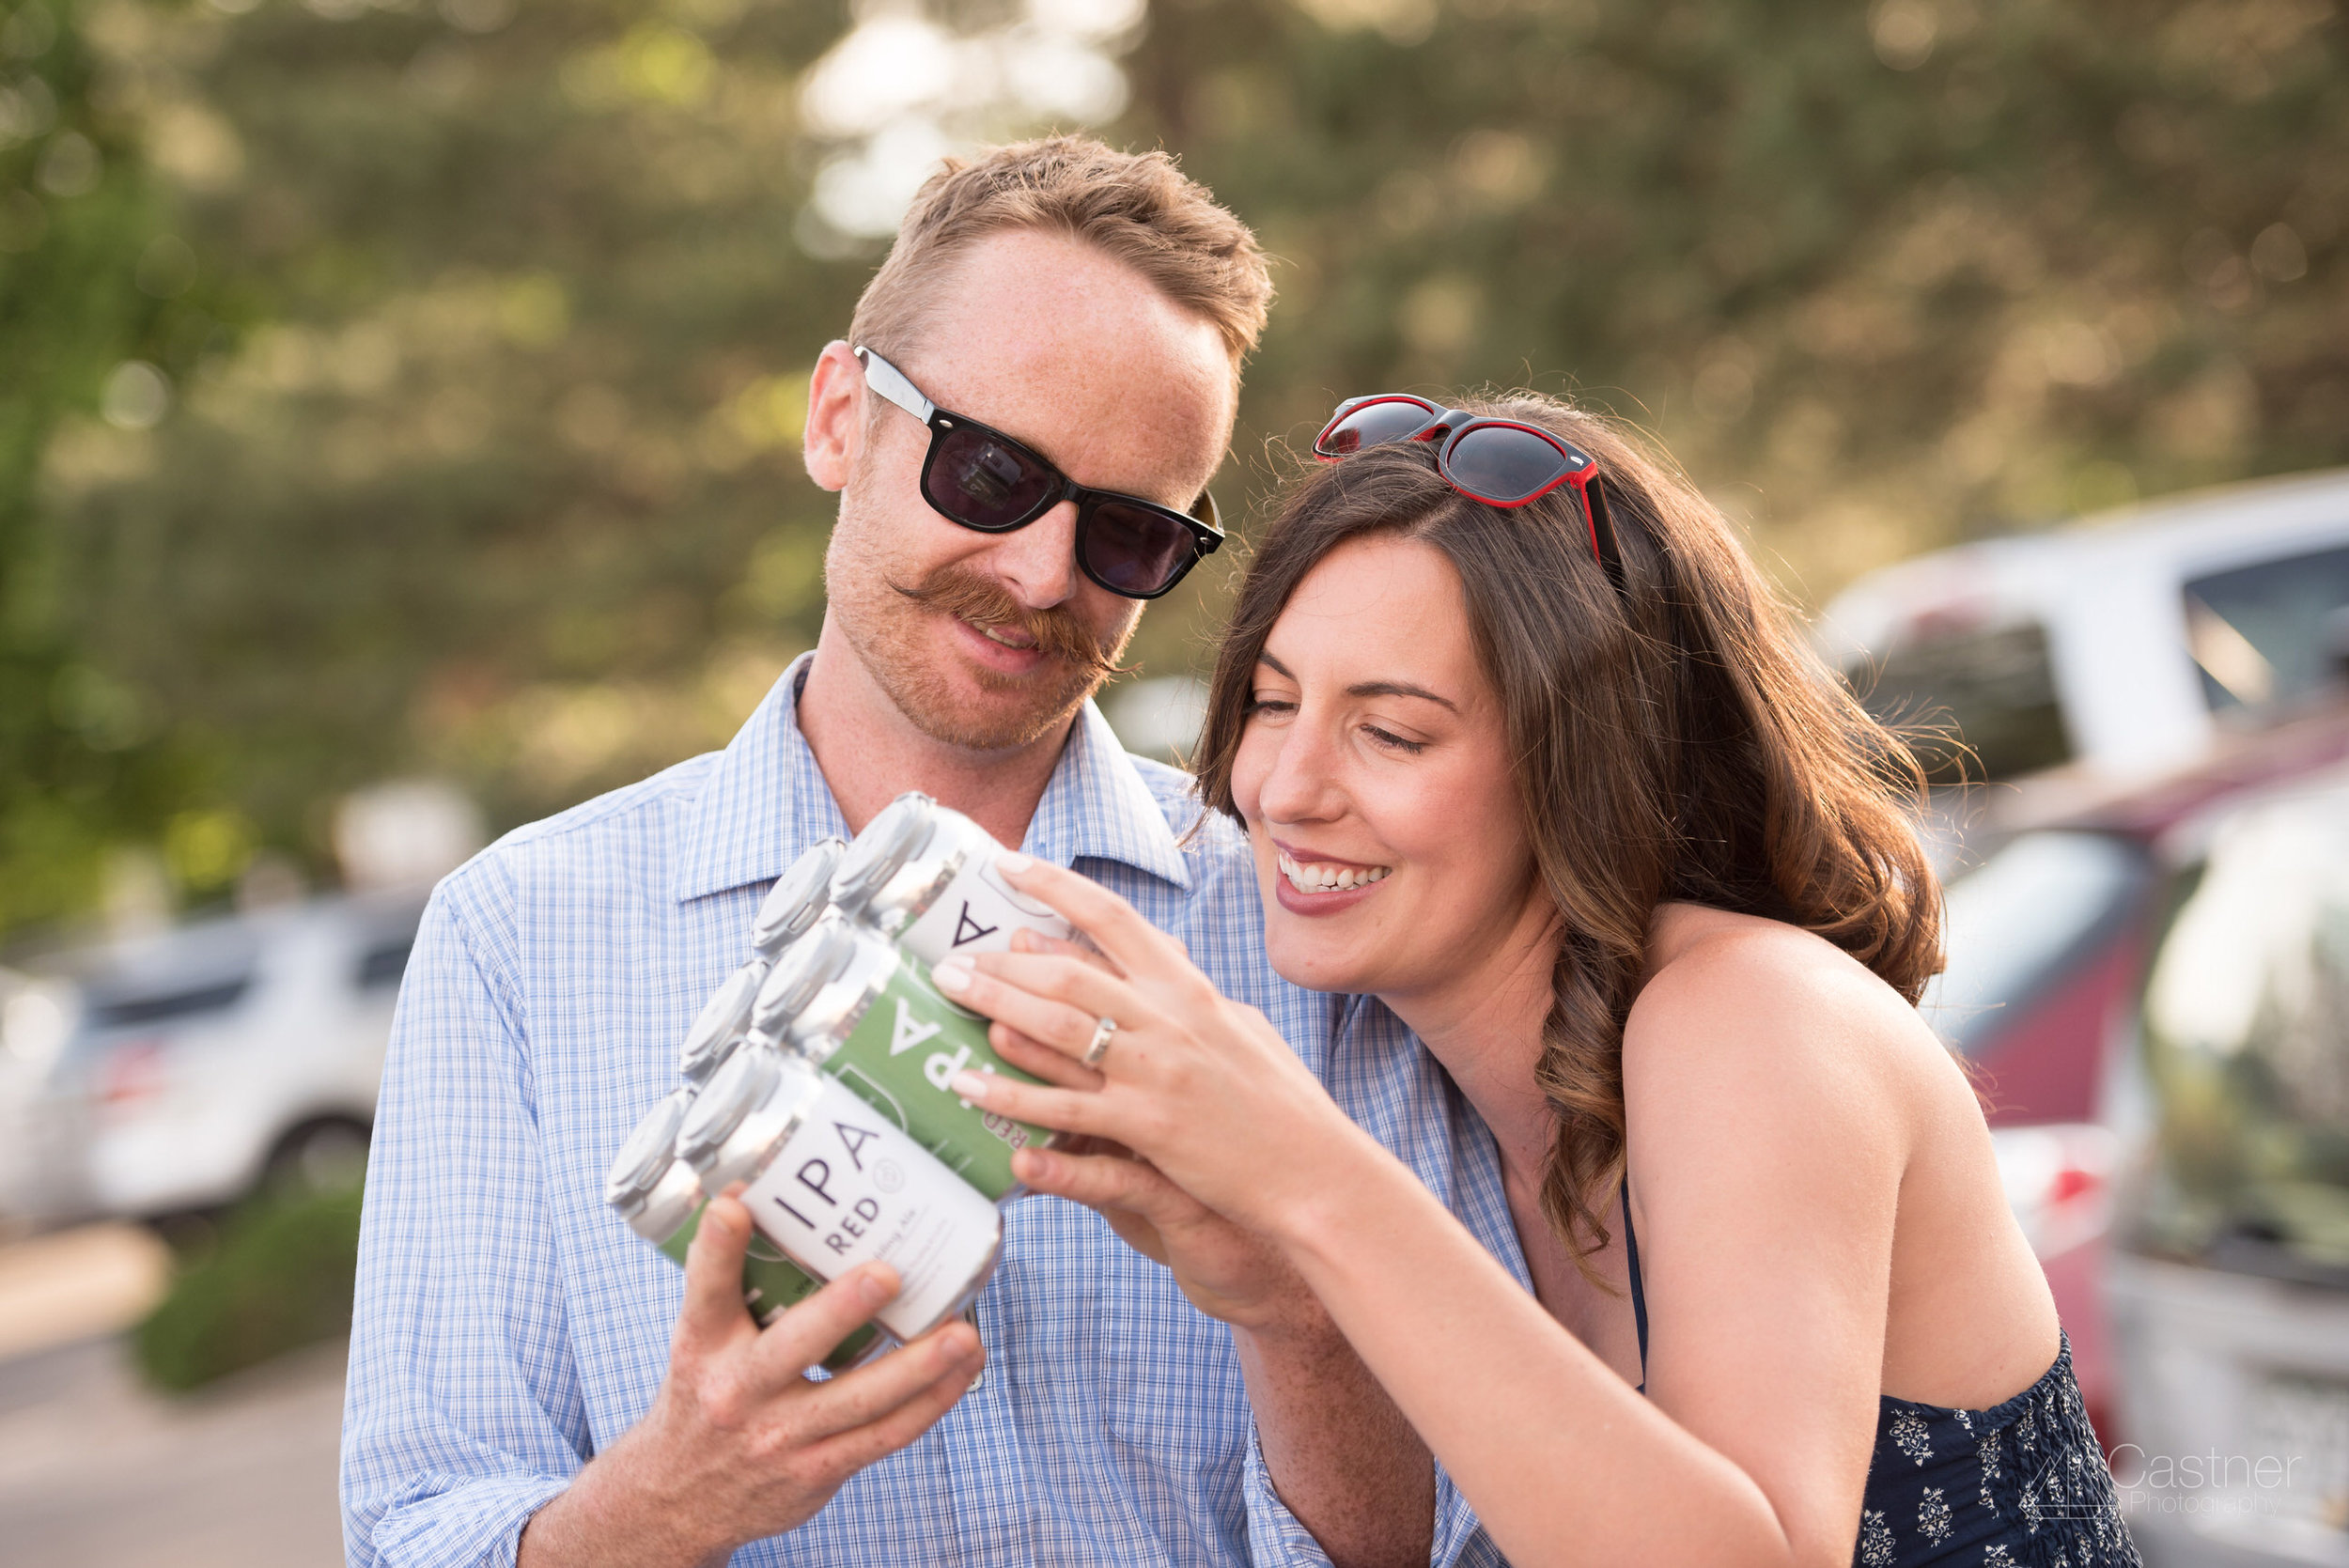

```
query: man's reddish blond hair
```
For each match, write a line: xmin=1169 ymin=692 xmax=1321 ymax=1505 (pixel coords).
xmin=848 ymin=136 xmax=1272 ymax=367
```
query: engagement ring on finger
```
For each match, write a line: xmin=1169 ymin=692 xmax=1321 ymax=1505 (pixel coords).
xmin=1081 ymin=1015 xmax=1118 ymax=1068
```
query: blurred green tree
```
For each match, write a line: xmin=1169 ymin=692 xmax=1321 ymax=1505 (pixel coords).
xmin=0 ymin=0 xmax=215 ymax=931
xmin=1130 ymin=0 xmax=2348 ymax=593
xmin=18 ymin=0 xmax=877 ymax=928
xmin=5 ymin=0 xmax=2346 ymax=938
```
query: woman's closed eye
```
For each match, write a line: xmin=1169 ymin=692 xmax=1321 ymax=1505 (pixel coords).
xmin=1245 ymin=693 xmax=1299 ymax=719
xmin=1362 ymin=723 xmax=1426 ymax=755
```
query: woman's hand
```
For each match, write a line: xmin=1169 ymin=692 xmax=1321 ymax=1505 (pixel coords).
xmin=927 ymin=854 xmax=1373 ymax=1250
xmin=960 ymin=923 xmax=1330 ymax=1333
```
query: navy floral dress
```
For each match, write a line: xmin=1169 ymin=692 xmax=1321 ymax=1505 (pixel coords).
xmin=1621 ymin=1188 xmax=2142 ymax=1567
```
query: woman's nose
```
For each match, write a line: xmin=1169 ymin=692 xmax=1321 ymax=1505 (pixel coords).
xmin=1253 ymin=720 xmax=1346 ymax=826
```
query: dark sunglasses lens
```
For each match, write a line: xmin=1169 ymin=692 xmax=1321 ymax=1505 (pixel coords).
xmin=1443 ymin=426 xmax=1570 ymax=505
xmin=927 ymin=426 xmax=1055 ymax=529
xmin=1319 ymin=399 xmax=1438 ymax=457
xmin=1081 ymin=501 xmax=1195 ymax=597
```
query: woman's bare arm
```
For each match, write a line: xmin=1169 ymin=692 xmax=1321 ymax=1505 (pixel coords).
xmin=937 ymin=866 xmax=1932 ymax=1568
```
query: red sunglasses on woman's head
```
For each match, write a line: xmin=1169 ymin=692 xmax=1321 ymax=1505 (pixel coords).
xmin=1314 ymin=394 xmax=1624 ymax=587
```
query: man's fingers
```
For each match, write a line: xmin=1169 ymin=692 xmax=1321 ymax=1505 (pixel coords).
xmin=743 ymin=1262 xmax=900 ymax=1386
xmin=801 ymin=1334 xmax=987 ymax=1480
xmin=796 ymin=1317 xmax=983 ymax=1441
xmin=988 ymin=1022 xmax=1106 ymax=1091
xmin=676 ymin=1194 xmax=757 ymax=1353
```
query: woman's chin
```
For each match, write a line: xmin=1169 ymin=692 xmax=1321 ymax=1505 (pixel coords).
xmin=1261 ymin=928 xmax=1382 ymax=997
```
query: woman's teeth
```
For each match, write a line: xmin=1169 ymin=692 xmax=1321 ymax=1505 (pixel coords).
xmin=1277 ymin=851 xmax=1392 ymax=894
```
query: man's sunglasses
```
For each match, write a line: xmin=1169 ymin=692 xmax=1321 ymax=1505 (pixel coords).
xmin=857 ymin=347 xmax=1225 ymax=600
xmin=1314 ymin=394 xmax=1624 ymax=587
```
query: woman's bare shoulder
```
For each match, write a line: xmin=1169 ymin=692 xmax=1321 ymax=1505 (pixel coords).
xmin=1622 ymin=905 xmax=1953 ymax=1127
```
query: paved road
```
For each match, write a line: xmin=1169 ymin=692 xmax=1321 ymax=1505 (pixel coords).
xmin=0 ymin=1332 xmax=349 ymax=1567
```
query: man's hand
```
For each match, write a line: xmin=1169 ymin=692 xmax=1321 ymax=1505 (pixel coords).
xmin=518 ymin=1196 xmax=985 ymax=1568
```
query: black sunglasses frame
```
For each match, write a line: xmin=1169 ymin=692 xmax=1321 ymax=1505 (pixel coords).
xmin=856 ymin=346 xmax=1225 ymax=601
xmin=1315 ymin=394 xmax=1625 ymax=591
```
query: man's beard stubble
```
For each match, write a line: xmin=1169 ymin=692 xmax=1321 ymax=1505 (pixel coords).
xmin=855 ymin=560 xmax=1138 ymax=752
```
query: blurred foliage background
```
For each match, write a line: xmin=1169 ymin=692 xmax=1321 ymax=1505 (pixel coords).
xmin=1 ymin=0 xmax=2343 ymax=939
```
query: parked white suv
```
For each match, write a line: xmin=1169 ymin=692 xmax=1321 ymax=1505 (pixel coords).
xmin=1818 ymin=469 xmax=2349 ymax=815
xmin=2106 ymin=767 xmax=2349 ymax=1565
xmin=0 ymin=893 xmax=422 ymax=1226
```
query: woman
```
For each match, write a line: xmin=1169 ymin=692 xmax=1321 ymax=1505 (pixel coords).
xmin=926 ymin=390 xmax=2138 ymax=1568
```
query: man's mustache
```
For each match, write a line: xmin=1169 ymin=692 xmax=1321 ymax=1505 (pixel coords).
xmin=891 ymin=565 xmax=1128 ymax=682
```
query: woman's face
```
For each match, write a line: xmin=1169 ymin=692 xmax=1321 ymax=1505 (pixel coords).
xmin=1230 ymin=533 xmax=1547 ymax=1002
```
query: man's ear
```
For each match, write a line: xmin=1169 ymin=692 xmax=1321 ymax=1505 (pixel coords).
xmin=802 ymin=340 xmax=865 ymax=492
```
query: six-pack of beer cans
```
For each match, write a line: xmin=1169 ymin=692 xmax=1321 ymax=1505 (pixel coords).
xmin=603 ymin=793 xmax=1077 ymax=1364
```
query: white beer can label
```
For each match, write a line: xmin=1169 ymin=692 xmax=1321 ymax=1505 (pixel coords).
xmin=899 ymin=858 xmax=1074 ymax=966
xmin=741 ymin=1072 xmax=1002 ymax=1340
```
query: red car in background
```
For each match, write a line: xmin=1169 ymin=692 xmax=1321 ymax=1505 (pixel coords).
xmin=1930 ymin=706 xmax=2349 ymax=1443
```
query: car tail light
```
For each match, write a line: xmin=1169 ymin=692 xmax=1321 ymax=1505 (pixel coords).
xmin=98 ymin=1038 xmax=170 ymax=1107
xmin=1992 ymin=1122 xmax=2118 ymax=1261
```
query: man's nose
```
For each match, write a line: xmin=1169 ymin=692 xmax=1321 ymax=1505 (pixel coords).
xmin=986 ymin=499 xmax=1082 ymax=608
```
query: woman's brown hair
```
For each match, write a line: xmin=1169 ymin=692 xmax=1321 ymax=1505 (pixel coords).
xmin=1192 ymin=394 xmax=1944 ymax=1279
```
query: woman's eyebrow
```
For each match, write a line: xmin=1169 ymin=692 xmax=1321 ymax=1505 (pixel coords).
xmin=1257 ymin=653 xmax=1456 ymax=713
xmin=1346 ymin=680 xmax=1458 ymax=712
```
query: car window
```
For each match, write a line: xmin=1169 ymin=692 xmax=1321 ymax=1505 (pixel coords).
xmin=83 ymin=975 xmax=252 ymax=1032
xmin=2185 ymin=542 xmax=2349 ymax=714
xmin=354 ymin=939 xmax=412 ymax=991
xmin=1848 ymin=618 xmax=2072 ymax=784
xmin=2131 ymin=784 xmax=2349 ymax=1281
xmin=1921 ymin=830 xmax=2152 ymax=1055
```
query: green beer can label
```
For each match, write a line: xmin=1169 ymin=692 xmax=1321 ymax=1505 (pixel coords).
xmin=816 ymin=953 xmax=1052 ymax=1202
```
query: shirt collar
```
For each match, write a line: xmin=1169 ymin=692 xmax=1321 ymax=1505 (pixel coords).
xmin=672 ymin=651 xmax=1192 ymax=905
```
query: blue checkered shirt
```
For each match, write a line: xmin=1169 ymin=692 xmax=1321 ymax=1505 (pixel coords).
xmin=341 ymin=654 xmax=1525 ymax=1567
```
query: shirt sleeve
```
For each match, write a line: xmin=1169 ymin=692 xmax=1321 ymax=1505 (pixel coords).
xmin=340 ymin=863 xmax=589 ymax=1568
xmin=1239 ymin=1421 xmax=1504 ymax=1568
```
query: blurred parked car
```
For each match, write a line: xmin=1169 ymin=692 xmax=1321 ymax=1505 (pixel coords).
xmin=1927 ymin=706 xmax=2349 ymax=1443
xmin=2104 ymin=769 xmax=2349 ymax=1567
xmin=0 ymin=893 xmax=421 ymax=1228
xmin=1821 ymin=468 xmax=2349 ymax=858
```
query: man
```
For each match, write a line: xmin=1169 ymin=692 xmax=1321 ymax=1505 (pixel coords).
xmin=341 ymin=137 xmax=1512 ymax=1568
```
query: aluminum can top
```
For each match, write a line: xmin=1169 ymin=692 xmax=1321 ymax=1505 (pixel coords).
xmin=677 ymin=1043 xmax=823 ymax=1194
xmin=750 ymin=916 xmax=855 ymax=1039
xmin=784 ymin=918 xmax=902 ymax=1062
xmin=606 ymin=1088 xmax=700 ymax=1238
xmin=830 ymin=793 xmax=938 ymax=920
xmin=750 ymin=837 xmax=846 ymax=955
xmin=678 ymin=959 xmax=767 ymax=1085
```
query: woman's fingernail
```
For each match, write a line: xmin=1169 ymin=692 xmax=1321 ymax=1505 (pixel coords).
xmin=932 ymin=959 xmax=972 ymax=994
xmin=997 ymin=851 xmax=1033 ymax=875
xmin=949 ymin=1070 xmax=990 ymax=1103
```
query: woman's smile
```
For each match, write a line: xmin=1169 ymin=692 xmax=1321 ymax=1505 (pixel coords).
xmin=1272 ymin=842 xmax=1395 ymax=915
